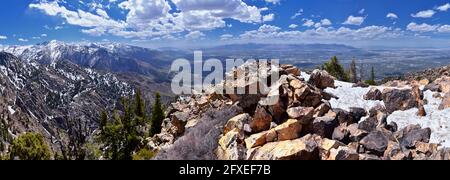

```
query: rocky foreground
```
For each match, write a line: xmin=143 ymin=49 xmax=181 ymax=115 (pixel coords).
xmin=150 ymin=62 xmax=450 ymax=160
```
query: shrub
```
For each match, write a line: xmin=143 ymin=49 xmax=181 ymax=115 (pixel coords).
xmin=132 ymin=148 xmax=157 ymax=160
xmin=9 ymin=132 xmax=52 ymax=160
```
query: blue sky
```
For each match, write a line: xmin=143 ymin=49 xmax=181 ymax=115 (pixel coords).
xmin=0 ymin=0 xmax=450 ymax=48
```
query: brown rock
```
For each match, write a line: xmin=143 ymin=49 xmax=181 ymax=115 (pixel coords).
xmin=273 ymin=119 xmax=303 ymax=141
xmin=217 ymin=128 xmax=246 ymax=160
xmin=313 ymin=101 xmax=331 ymax=118
xmin=439 ymin=92 xmax=450 ymax=110
xmin=364 ymin=87 xmax=382 ymax=101
xmin=289 ymin=79 xmax=304 ymax=89
xmin=286 ymin=106 xmax=314 ymax=124
xmin=382 ymin=88 xmax=418 ymax=114
xmin=247 ymin=134 xmax=320 ymax=160
xmin=224 ymin=113 xmax=251 ymax=134
xmin=347 ymin=123 xmax=368 ymax=142
xmin=244 ymin=129 xmax=276 ymax=149
xmin=285 ymin=67 xmax=301 ymax=76
xmin=319 ymin=138 xmax=345 ymax=160
xmin=328 ymin=146 xmax=359 ymax=160
xmin=395 ymin=124 xmax=431 ymax=149
xmin=412 ymin=85 xmax=426 ymax=117
xmin=360 ymin=130 xmax=389 ymax=156
xmin=308 ymin=70 xmax=335 ymax=89
xmin=415 ymin=142 xmax=438 ymax=156
xmin=250 ymin=106 xmax=272 ymax=133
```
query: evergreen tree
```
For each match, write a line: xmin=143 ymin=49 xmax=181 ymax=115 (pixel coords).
xmin=9 ymin=132 xmax=52 ymax=160
xmin=323 ymin=56 xmax=350 ymax=82
xmin=349 ymin=59 xmax=357 ymax=83
xmin=100 ymin=111 xmax=108 ymax=131
xmin=359 ymin=63 xmax=365 ymax=82
xmin=150 ymin=92 xmax=165 ymax=137
xmin=365 ymin=66 xmax=376 ymax=85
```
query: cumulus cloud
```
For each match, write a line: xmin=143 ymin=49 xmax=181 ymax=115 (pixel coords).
xmin=437 ymin=25 xmax=450 ymax=33
xmin=407 ymin=22 xmax=438 ymax=32
xmin=220 ymin=34 xmax=234 ymax=41
xmin=263 ymin=13 xmax=275 ymax=22
xmin=185 ymin=31 xmax=205 ymax=40
xmin=288 ymin=24 xmax=298 ymax=29
xmin=437 ymin=3 xmax=450 ymax=11
xmin=411 ymin=10 xmax=435 ymax=18
xmin=30 ymin=0 xmax=270 ymax=39
xmin=0 ymin=35 xmax=7 ymax=40
xmin=303 ymin=19 xmax=315 ymax=27
xmin=320 ymin=19 xmax=332 ymax=26
xmin=265 ymin=0 xmax=281 ymax=5
xmin=18 ymin=38 xmax=28 ymax=42
xmin=343 ymin=15 xmax=365 ymax=26
xmin=239 ymin=24 xmax=401 ymax=42
xmin=291 ymin=9 xmax=303 ymax=19
xmin=386 ymin=13 xmax=398 ymax=19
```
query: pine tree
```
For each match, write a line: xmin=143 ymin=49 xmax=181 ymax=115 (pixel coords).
xmin=323 ymin=56 xmax=350 ymax=82
xmin=365 ymin=66 xmax=376 ymax=85
xmin=134 ymin=90 xmax=146 ymax=125
xmin=150 ymin=92 xmax=165 ymax=136
xmin=349 ymin=59 xmax=357 ymax=83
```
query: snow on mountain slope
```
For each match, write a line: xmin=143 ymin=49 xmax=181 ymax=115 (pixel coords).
xmin=300 ymin=72 xmax=450 ymax=147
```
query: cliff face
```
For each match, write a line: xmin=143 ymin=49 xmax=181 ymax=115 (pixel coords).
xmin=151 ymin=62 xmax=450 ymax=160
xmin=0 ymin=52 xmax=133 ymax=154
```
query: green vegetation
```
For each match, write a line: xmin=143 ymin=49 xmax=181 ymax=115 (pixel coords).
xmin=132 ymin=148 xmax=157 ymax=160
xmin=150 ymin=92 xmax=165 ymax=136
xmin=365 ymin=66 xmax=377 ymax=85
xmin=323 ymin=56 xmax=350 ymax=82
xmin=9 ymin=132 xmax=52 ymax=160
xmin=98 ymin=90 xmax=163 ymax=160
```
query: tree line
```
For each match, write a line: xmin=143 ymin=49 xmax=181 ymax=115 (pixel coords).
xmin=322 ymin=56 xmax=376 ymax=85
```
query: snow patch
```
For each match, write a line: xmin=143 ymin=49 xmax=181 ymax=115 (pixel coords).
xmin=8 ymin=106 xmax=16 ymax=115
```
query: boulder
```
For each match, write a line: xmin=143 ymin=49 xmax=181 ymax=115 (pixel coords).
xmin=415 ymin=142 xmax=438 ymax=156
xmin=285 ymin=67 xmax=301 ymax=76
xmin=273 ymin=119 xmax=303 ymax=141
xmin=360 ymin=130 xmax=389 ymax=156
xmin=412 ymin=85 xmax=426 ymax=117
xmin=347 ymin=123 xmax=368 ymax=142
xmin=328 ymin=146 xmax=359 ymax=160
xmin=349 ymin=107 xmax=367 ymax=123
xmin=217 ymin=128 xmax=246 ymax=160
xmin=383 ymin=141 xmax=407 ymax=160
xmin=286 ymin=107 xmax=314 ymax=124
xmin=382 ymin=88 xmax=418 ymax=114
xmin=319 ymin=138 xmax=345 ymax=160
xmin=439 ymin=92 xmax=450 ymax=110
xmin=312 ymin=116 xmax=338 ymax=139
xmin=364 ymin=87 xmax=382 ymax=101
xmin=247 ymin=134 xmax=320 ymax=160
xmin=244 ymin=129 xmax=277 ymax=149
xmin=395 ymin=124 xmax=431 ymax=150
xmin=224 ymin=113 xmax=251 ymax=134
xmin=334 ymin=108 xmax=355 ymax=125
xmin=314 ymin=101 xmax=331 ymax=117
xmin=332 ymin=123 xmax=350 ymax=144
xmin=308 ymin=70 xmax=335 ymax=89
xmin=250 ymin=106 xmax=272 ymax=133
xmin=435 ymin=76 xmax=450 ymax=94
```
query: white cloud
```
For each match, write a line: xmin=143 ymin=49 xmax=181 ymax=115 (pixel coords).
xmin=320 ymin=19 xmax=332 ymax=26
xmin=411 ymin=10 xmax=435 ymax=18
xmin=265 ymin=0 xmax=281 ymax=5
xmin=291 ymin=9 xmax=303 ymax=19
xmin=407 ymin=22 xmax=438 ymax=32
xmin=96 ymin=9 xmax=109 ymax=19
xmin=32 ymin=36 xmax=41 ymax=40
xmin=359 ymin=9 xmax=365 ymax=14
xmin=41 ymin=34 xmax=48 ymax=37
xmin=263 ymin=13 xmax=275 ymax=22
xmin=437 ymin=3 xmax=450 ymax=11
xmin=343 ymin=15 xmax=365 ymax=26
xmin=288 ymin=24 xmax=298 ymax=29
xmin=185 ymin=31 xmax=205 ymax=40
xmin=239 ymin=25 xmax=401 ymax=42
xmin=18 ymin=38 xmax=28 ymax=42
xmin=220 ymin=34 xmax=234 ymax=40
xmin=303 ymin=19 xmax=315 ymax=27
xmin=437 ymin=25 xmax=450 ymax=33
xmin=30 ymin=0 xmax=268 ymax=39
xmin=0 ymin=35 xmax=7 ymax=40
xmin=386 ymin=13 xmax=398 ymax=19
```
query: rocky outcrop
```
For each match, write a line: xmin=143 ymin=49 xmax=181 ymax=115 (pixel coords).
xmin=364 ymin=87 xmax=382 ymax=101
xmin=382 ymin=88 xmax=418 ymax=114
xmin=308 ymin=70 xmax=335 ymax=89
